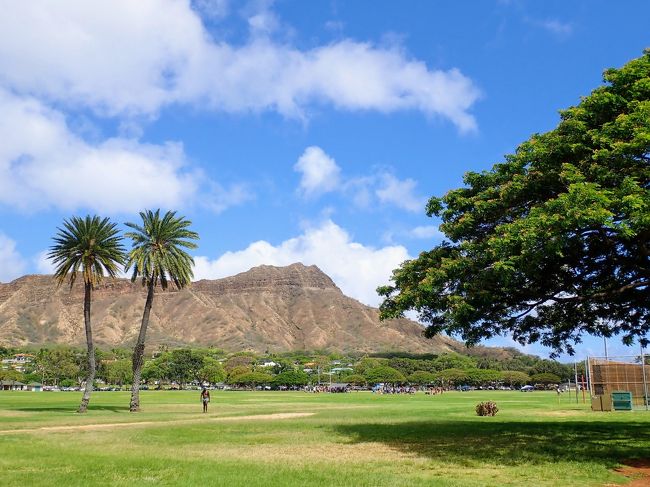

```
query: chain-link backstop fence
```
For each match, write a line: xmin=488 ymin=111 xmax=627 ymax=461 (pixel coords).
xmin=588 ymin=353 xmax=649 ymax=411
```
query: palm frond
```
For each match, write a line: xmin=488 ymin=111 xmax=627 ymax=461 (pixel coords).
xmin=49 ymin=215 xmax=126 ymax=288
xmin=124 ymin=209 xmax=199 ymax=290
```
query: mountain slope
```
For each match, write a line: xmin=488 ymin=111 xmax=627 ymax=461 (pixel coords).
xmin=0 ymin=263 xmax=460 ymax=353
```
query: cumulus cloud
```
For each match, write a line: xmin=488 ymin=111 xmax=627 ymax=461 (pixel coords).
xmin=382 ymin=224 xmax=444 ymax=246
xmin=293 ymin=146 xmax=426 ymax=212
xmin=294 ymin=146 xmax=342 ymax=196
xmin=0 ymin=1 xmax=480 ymax=130
xmin=193 ymin=219 xmax=410 ymax=306
xmin=0 ymin=233 xmax=26 ymax=282
xmin=245 ymin=0 xmax=281 ymax=37
xmin=192 ymin=0 xmax=229 ymax=20
xmin=375 ymin=174 xmax=426 ymax=212
xmin=0 ymin=89 xmax=247 ymax=213
xmin=409 ymin=225 xmax=444 ymax=240
xmin=34 ymin=250 xmax=55 ymax=275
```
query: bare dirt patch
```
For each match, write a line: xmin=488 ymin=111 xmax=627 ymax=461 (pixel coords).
xmin=0 ymin=412 xmax=314 ymax=435
xmin=610 ymin=459 xmax=650 ymax=487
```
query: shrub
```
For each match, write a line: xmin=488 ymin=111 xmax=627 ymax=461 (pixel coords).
xmin=476 ymin=401 xmax=499 ymax=416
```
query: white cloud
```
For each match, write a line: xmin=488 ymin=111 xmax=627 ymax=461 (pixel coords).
xmin=381 ymin=224 xmax=444 ymax=246
xmin=193 ymin=219 xmax=410 ymax=307
xmin=0 ymin=234 xmax=26 ymax=282
xmin=203 ymin=181 xmax=254 ymax=213
xmin=375 ymin=174 xmax=426 ymax=212
xmin=245 ymin=0 xmax=281 ymax=37
xmin=34 ymin=250 xmax=55 ymax=275
xmin=192 ymin=0 xmax=229 ymax=20
xmin=294 ymin=146 xmax=342 ymax=197
xmin=0 ymin=89 xmax=246 ymax=213
xmin=0 ymin=1 xmax=480 ymax=131
xmin=293 ymin=147 xmax=426 ymax=213
xmin=409 ymin=225 xmax=444 ymax=240
xmin=350 ymin=174 xmax=426 ymax=213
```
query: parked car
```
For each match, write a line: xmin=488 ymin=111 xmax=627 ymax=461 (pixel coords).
xmin=520 ymin=385 xmax=534 ymax=392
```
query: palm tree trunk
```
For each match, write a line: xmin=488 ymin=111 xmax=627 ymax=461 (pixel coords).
xmin=130 ymin=279 xmax=155 ymax=412
xmin=78 ymin=282 xmax=95 ymax=413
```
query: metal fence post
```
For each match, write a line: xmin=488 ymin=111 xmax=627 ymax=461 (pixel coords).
xmin=641 ymin=346 xmax=649 ymax=412
xmin=574 ymin=361 xmax=579 ymax=404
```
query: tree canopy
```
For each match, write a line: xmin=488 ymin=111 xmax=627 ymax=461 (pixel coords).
xmin=407 ymin=370 xmax=437 ymax=385
xmin=530 ymin=373 xmax=562 ymax=385
xmin=273 ymin=370 xmax=309 ymax=387
xmin=229 ymin=371 xmax=274 ymax=387
xmin=379 ymin=51 xmax=650 ymax=355
xmin=364 ymin=366 xmax=405 ymax=384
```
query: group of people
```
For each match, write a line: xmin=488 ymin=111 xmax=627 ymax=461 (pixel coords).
xmin=425 ymin=387 xmax=445 ymax=395
xmin=372 ymin=385 xmax=418 ymax=394
xmin=305 ymin=384 xmax=348 ymax=393
xmin=199 ymin=383 xmax=447 ymax=412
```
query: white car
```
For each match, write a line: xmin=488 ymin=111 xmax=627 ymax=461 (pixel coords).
xmin=520 ymin=385 xmax=534 ymax=392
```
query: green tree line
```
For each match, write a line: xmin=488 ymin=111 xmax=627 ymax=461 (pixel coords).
xmin=1 ymin=347 xmax=577 ymax=389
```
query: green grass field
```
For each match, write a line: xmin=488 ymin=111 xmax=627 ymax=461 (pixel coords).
xmin=1 ymin=390 xmax=648 ymax=486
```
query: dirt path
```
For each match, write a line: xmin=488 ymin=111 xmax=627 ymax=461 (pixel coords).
xmin=610 ymin=460 xmax=650 ymax=486
xmin=0 ymin=412 xmax=315 ymax=434
xmin=604 ymin=459 xmax=650 ymax=487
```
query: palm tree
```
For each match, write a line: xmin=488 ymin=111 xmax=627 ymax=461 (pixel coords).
xmin=125 ymin=209 xmax=198 ymax=411
xmin=48 ymin=216 xmax=125 ymax=413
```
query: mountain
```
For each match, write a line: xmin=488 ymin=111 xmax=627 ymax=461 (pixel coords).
xmin=0 ymin=263 xmax=462 ymax=354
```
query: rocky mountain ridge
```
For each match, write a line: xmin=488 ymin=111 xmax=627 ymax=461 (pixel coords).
xmin=0 ymin=263 xmax=461 ymax=354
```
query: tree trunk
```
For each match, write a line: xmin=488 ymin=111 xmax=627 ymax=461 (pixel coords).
xmin=78 ymin=282 xmax=95 ymax=413
xmin=130 ymin=280 xmax=155 ymax=412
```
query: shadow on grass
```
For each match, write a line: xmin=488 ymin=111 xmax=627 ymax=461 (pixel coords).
xmin=334 ymin=420 xmax=650 ymax=467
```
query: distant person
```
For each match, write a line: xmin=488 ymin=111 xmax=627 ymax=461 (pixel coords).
xmin=201 ymin=387 xmax=210 ymax=413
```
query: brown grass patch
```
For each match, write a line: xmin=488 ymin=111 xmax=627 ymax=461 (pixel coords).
xmin=0 ymin=412 xmax=315 ymax=434
xmin=182 ymin=441 xmax=417 ymax=464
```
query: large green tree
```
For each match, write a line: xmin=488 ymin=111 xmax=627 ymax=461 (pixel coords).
xmin=198 ymin=357 xmax=227 ymax=384
xmin=34 ymin=348 xmax=81 ymax=386
xmin=167 ymin=349 xmax=204 ymax=386
xmin=501 ymin=371 xmax=531 ymax=387
xmin=230 ymin=371 xmax=274 ymax=388
xmin=379 ymin=51 xmax=650 ymax=355
xmin=364 ymin=366 xmax=405 ymax=384
xmin=273 ymin=370 xmax=309 ymax=388
xmin=104 ymin=359 xmax=133 ymax=386
xmin=125 ymin=210 xmax=199 ymax=411
xmin=407 ymin=370 xmax=437 ymax=385
xmin=48 ymin=216 xmax=125 ymax=412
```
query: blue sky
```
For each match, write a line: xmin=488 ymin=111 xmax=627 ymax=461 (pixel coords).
xmin=0 ymin=0 xmax=648 ymax=360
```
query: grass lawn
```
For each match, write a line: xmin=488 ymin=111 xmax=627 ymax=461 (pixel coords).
xmin=1 ymin=389 xmax=649 ymax=486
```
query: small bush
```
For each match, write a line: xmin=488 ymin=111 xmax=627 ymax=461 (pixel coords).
xmin=476 ymin=401 xmax=499 ymax=416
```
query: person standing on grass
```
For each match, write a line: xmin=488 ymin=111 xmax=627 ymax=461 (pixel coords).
xmin=201 ymin=388 xmax=210 ymax=413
